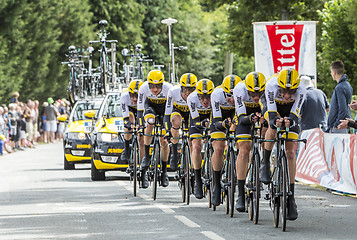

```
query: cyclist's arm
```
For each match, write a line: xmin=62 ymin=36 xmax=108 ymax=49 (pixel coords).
xmin=164 ymin=89 xmax=174 ymax=131
xmin=187 ymin=94 xmax=204 ymax=129
xmin=234 ymin=83 xmax=251 ymax=126
xmin=211 ymin=90 xmax=226 ymax=131
xmin=289 ymin=85 xmax=306 ymax=128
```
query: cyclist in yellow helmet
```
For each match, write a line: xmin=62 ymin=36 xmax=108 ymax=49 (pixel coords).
xmin=208 ymin=75 xmax=241 ymax=204
xmin=164 ymin=73 xmax=197 ymax=171
xmin=187 ymin=79 xmax=214 ymax=199
xmin=137 ymin=70 xmax=173 ymax=188
xmin=120 ymin=80 xmax=144 ymax=162
xmin=233 ymin=72 xmax=267 ymax=212
xmin=263 ymin=68 xmax=306 ymax=220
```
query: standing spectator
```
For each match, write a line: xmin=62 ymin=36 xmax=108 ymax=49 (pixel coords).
xmin=300 ymin=76 xmax=330 ymax=131
xmin=11 ymin=91 xmax=20 ymax=104
xmin=25 ymin=100 xmax=34 ymax=146
xmin=19 ymin=114 xmax=27 ymax=150
xmin=44 ymin=97 xmax=58 ymax=143
xmin=41 ymin=102 xmax=48 ymax=143
xmin=33 ymin=100 xmax=39 ymax=143
xmin=0 ymin=107 xmax=5 ymax=155
xmin=338 ymin=99 xmax=357 ymax=130
xmin=327 ymin=60 xmax=353 ymax=133
xmin=8 ymin=103 xmax=18 ymax=149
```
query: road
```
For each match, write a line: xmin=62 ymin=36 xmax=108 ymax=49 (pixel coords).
xmin=1 ymin=142 xmax=356 ymax=240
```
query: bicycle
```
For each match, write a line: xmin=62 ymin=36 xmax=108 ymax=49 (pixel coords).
xmin=245 ymin=123 xmax=264 ymax=224
xmin=145 ymin=115 xmax=166 ymax=200
xmin=221 ymin=129 xmax=237 ymax=218
xmin=175 ymin=120 xmax=193 ymax=205
xmin=200 ymin=127 xmax=215 ymax=210
xmin=265 ymin=126 xmax=306 ymax=231
xmin=90 ymin=20 xmax=118 ymax=95
xmin=124 ymin=127 xmax=143 ymax=197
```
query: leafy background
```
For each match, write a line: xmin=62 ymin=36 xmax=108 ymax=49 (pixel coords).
xmin=0 ymin=0 xmax=356 ymax=104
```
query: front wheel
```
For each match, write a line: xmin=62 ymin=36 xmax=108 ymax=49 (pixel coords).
xmin=132 ymin=140 xmax=139 ymax=197
xmin=184 ymin=144 xmax=191 ymax=205
xmin=253 ymin=151 xmax=260 ymax=224
xmin=64 ymin=155 xmax=75 ymax=170
xmin=91 ymin=153 xmax=105 ymax=181
xmin=152 ymin=143 xmax=160 ymax=200
xmin=229 ymin=151 xmax=236 ymax=218
xmin=281 ymin=155 xmax=288 ymax=231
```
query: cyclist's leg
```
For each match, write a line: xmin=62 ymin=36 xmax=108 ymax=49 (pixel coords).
xmin=170 ymin=112 xmax=182 ymax=170
xmin=211 ymin=122 xmax=226 ymax=206
xmin=190 ymin=119 xmax=204 ymax=199
xmin=262 ymin=112 xmax=277 ymax=184
xmin=142 ymin=104 xmax=155 ymax=167
xmin=121 ymin=112 xmax=135 ymax=161
xmin=235 ymin=121 xmax=252 ymax=211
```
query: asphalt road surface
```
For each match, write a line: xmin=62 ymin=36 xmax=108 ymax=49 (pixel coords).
xmin=1 ymin=142 xmax=356 ymax=240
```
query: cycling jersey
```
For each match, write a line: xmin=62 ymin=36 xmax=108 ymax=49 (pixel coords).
xmin=211 ymin=86 xmax=235 ymax=139
xmin=120 ymin=91 xmax=137 ymax=121
xmin=164 ymin=85 xmax=190 ymax=130
xmin=187 ymin=91 xmax=211 ymax=139
xmin=265 ymin=76 xmax=306 ymax=138
xmin=233 ymin=81 xmax=263 ymax=141
xmin=137 ymin=81 xmax=172 ymax=126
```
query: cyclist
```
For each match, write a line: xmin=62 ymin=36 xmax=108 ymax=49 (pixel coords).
xmin=164 ymin=73 xmax=197 ymax=171
xmin=120 ymin=80 xmax=144 ymax=162
xmin=187 ymin=79 xmax=214 ymax=199
xmin=137 ymin=70 xmax=173 ymax=188
xmin=233 ymin=72 xmax=267 ymax=212
xmin=210 ymin=75 xmax=241 ymax=206
xmin=262 ymin=68 xmax=306 ymax=220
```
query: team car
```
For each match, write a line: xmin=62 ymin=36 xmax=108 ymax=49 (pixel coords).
xmin=89 ymin=92 xmax=126 ymax=180
xmin=62 ymin=99 xmax=103 ymax=170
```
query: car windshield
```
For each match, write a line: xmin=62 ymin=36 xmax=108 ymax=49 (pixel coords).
xmin=71 ymin=101 xmax=101 ymax=122
xmin=102 ymin=94 xmax=122 ymax=118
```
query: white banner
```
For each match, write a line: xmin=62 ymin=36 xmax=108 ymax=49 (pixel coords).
xmin=296 ymin=128 xmax=357 ymax=195
xmin=253 ymin=21 xmax=316 ymax=83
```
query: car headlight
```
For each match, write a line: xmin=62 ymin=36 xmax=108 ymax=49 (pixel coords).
xmin=67 ymin=132 xmax=87 ymax=140
xmin=97 ymin=133 xmax=119 ymax=142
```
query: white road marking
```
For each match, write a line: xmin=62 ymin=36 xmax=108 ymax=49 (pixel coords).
xmin=201 ymin=231 xmax=226 ymax=240
xmin=138 ymin=193 xmax=151 ymax=201
xmin=174 ymin=215 xmax=200 ymax=228
xmin=155 ymin=203 xmax=175 ymax=213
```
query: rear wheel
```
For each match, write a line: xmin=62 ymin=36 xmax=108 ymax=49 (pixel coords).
xmin=184 ymin=144 xmax=191 ymax=205
xmin=152 ymin=143 xmax=160 ymax=200
xmin=132 ymin=140 xmax=139 ymax=197
xmin=64 ymin=155 xmax=75 ymax=170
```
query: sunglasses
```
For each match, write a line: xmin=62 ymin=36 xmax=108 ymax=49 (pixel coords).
xmin=248 ymin=91 xmax=264 ymax=98
xmin=181 ymin=86 xmax=196 ymax=93
xmin=198 ymin=94 xmax=211 ymax=100
xmin=224 ymin=92 xmax=233 ymax=98
xmin=149 ymin=83 xmax=163 ymax=89
xmin=278 ymin=87 xmax=296 ymax=95
xmin=129 ymin=92 xmax=138 ymax=98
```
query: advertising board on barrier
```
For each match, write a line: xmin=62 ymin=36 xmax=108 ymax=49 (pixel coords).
xmin=296 ymin=128 xmax=357 ymax=195
xmin=253 ymin=21 xmax=316 ymax=83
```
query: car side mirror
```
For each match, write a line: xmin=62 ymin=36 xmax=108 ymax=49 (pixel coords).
xmin=57 ymin=114 xmax=68 ymax=122
xmin=84 ymin=110 xmax=96 ymax=119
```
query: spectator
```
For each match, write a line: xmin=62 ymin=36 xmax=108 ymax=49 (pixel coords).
xmin=33 ymin=100 xmax=39 ymax=143
xmin=25 ymin=100 xmax=34 ymax=146
xmin=8 ymin=103 xmax=18 ymax=149
xmin=0 ymin=107 xmax=5 ymax=155
xmin=300 ymin=76 xmax=330 ymax=131
xmin=44 ymin=97 xmax=58 ymax=143
xmin=41 ymin=102 xmax=48 ymax=143
xmin=327 ymin=60 xmax=353 ymax=133
xmin=11 ymin=91 xmax=20 ymax=104
xmin=338 ymin=99 xmax=357 ymax=130
xmin=19 ymin=114 xmax=27 ymax=150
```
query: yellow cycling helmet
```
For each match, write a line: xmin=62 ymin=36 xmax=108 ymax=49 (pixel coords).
xmin=147 ymin=70 xmax=164 ymax=84
xmin=222 ymin=75 xmax=242 ymax=94
xmin=196 ymin=79 xmax=214 ymax=95
xmin=128 ymin=80 xmax=144 ymax=94
xmin=180 ymin=73 xmax=198 ymax=87
xmin=278 ymin=68 xmax=300 ymax=89
xmin=245 ymin=72 xmax=266 ymax=92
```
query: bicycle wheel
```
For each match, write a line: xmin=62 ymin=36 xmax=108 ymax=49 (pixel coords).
xmin=209 ymin=157 xmax=216 ymax=211
xmin=229 ymin=150 xmax=236 ymax=218
xmin=281 ymin=154 xmax=288 ymax=231
xmin=253 ymin=151 xmax=260 ymax=224
xmin=132 ymin=139 xmax=139 ymax=197
xmin=273 ymin=167 xmax=280 ymax=228
xmin=248 ymin=163 xmax=254 ymax=221
xmin=100 ymin=49 xmax=108 ymax=95
xmin=180 ymin=149 xmax=186 ymax=203
xmin=152 ymin=142 xmax=160 ymax=200
xmin=202 ymin=142 xmax=212 ymax=208
xmin=184 ymin=144 xmax=191 ymax=205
